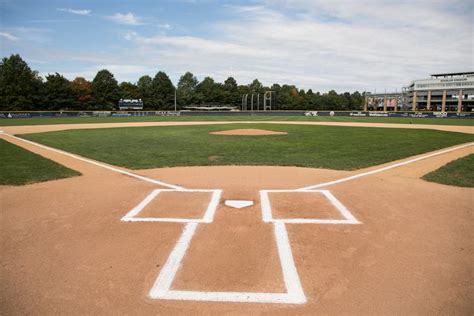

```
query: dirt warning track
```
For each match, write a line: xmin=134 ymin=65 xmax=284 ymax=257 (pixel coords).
xmin=1 ymin=124 xmax=473 ymax=315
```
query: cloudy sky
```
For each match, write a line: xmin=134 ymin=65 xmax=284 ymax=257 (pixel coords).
xmin=1 ymin=0 xmax=473 ymax=92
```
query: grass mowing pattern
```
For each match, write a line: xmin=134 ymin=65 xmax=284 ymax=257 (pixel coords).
xmin=1 ymin=115 xmax=473 ymax=126
xmin=20 ymin=124 xmax=474 ymax=171
xmin=0 ymin=138 xmax=80 ymax=185
xmin=422 ymin=154 xmax=474 ymax=187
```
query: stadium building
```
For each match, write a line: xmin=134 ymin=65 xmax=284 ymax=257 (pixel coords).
xmin=404 ymin=72 xmax=474 ymax=112
xmin=365 ymin=72 xmax=474 ymax=112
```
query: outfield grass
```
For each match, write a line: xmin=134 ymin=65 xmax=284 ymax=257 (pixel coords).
xmin=0 ymin=138 xmax=80 ymax=185
xmin=422 ymin=154 xmax=474 ymax=187
xmin=1 ymin=115 xmax=473 ymax=126
xmin=20 ymin=124 xmax=474 ymax=171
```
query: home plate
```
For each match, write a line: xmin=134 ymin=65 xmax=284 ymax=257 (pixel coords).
xmin=224 ymin=200 xmax=254 ymax=209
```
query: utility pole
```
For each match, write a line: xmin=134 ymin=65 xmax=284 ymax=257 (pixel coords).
xmin=174 ymin=88 xmax=177 ymax=112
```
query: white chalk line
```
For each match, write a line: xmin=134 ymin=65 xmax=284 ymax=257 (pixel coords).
xmin=299 ymin=142 xmax=474 ymax=191
xmin=260 ymin=190 xmax=361 ymax=225
xmin=121 ymin=189 xmax=222 ymax=223
xmin=150 ymin=222 xmax=199 ymax=298
xmin=136 ymin=189 xmax=306 ymax=303
xmin=1 ymin=132 xmax=184 ymax=190
xmin=146 ymin=189 xmax=360 ymax=304
xmin=274 ymin=222 xmax=306 ymax=303
xmin=149 ymin=220 xmax=306 ymax=304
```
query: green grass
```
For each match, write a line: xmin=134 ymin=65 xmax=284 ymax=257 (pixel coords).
xmin=20 ymin=124 xmax=474 ymax=171
xmin=422 ymin=154 xmax=474 ymax=187
xmin=1 ymin=115 xmax=473 ymax=126
xmin=0 ymin=139 xmax=80 ymax=185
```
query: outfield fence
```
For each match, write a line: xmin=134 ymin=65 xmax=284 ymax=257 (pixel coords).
xmin=0 ymin=110 xmax=473 ymax=119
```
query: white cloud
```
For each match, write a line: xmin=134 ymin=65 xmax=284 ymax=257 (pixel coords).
xmin=128 ymin=34 xmax=278 ymax=59
xmin=28 ymin=19 xmax=80 ymax=23
xmin=124 ymin=31 xmax=138 ymax=41
xmin=223 ymin=5 xmax=266 ymax=13
xmin=0 ymin=31 xmax=18 ymax=41
xmin=158 ymin=23 xmax=171 ymax=29
xmin=57 ymin=8 xmax=91 ymax=16
xmin=107 ymin=12 xmax=143 ymax=25
xmin=1 ymin=27 xmax=52 ymax=44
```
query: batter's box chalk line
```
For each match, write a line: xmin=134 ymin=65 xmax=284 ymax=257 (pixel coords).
xmin=123 ymin=187 xmax=360 ymax=304
xmin=260 ymin=189 xmax=361 ymax=224
xmin=121 ymin=189 xmax=222 ymax=223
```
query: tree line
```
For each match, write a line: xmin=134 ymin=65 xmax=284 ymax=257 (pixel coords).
xmin=0 ymin=54 xmax=365 ymax=111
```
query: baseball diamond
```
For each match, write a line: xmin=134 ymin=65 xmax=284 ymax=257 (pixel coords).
xmin=1 ymin=1 xmax=474 ymax=314
xmin=1 ymin=120 xmax=473 ymax=314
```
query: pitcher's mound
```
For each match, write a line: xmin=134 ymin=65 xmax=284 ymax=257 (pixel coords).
xmin=210 ymin=129 xmax=288 ymax=136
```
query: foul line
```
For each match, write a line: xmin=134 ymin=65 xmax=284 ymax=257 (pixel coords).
xmin=1 ymin=132 xmax=184 ymax=190
xmin=299 ymin=142 xmax=474 ymax=190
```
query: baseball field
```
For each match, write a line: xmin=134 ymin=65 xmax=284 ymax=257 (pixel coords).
xmin=1 ymin=117 xmax=473 ymax=314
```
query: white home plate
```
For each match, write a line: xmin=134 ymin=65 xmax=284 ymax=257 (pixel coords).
xmin=224 ymin=200 xmax=254 ymax=209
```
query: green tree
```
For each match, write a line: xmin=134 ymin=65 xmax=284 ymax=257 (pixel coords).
xmin=325 ymin=90 xmax=342 ymax=110
xmin=43 ymin=73 xmax=74 ymax=110
xmin=351 ymin=91 xmax=363 ymax=110
xmin=276 ymin=85 xmax=299 ymax=110
xmin=224 ymin=77 xmax=238 ymax=91
xmin=151 ymin=71 xmax=174 ymax=109
xmin=0 ymin=54 xmax=43 ymax=110
xmin=91 ymin=69 xmax=119 ymax=109
xmin=223 ymin=77 xmax=239 ymax=105
xmin=137 ymin=75 xmax=153 ymax=109
xmin=248 ymin=79 xmax=263 ymax=93
xmin=71 ymin=77 xmax=93 ymax=110
xmin=296 ymin=89 xmax=308 ymax=109
xmin=119 ymin=82 xmax=139 ymax=99
xmin=195 ymin=76 xmax=219 ymax=104
xmin=177 ymin=72 xmax=198 ymax=106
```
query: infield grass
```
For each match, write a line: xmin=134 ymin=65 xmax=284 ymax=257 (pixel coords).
xmin=1 ymin=115 xmax=473 ymax=126
xmin=422 ymin=154 xmax=474 ymax=187
xmin=20 ymin=124 xmax=474 ymax=171
xmin=0 ymin=138 xmax=80 ymax=185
